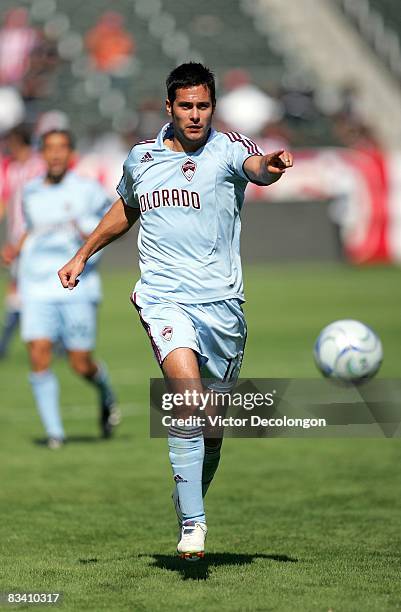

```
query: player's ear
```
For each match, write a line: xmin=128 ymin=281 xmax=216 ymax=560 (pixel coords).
xmin=166 ymin=98 xmax=172 ymax=117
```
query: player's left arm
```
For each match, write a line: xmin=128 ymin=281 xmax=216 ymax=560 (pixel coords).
xmin=243 ymin=150 xmax=294 ymax=186
xmin=1 ymin=190 xmax=29 ymax=265
xmin=1 ymin=232 xmax=28 ymax=265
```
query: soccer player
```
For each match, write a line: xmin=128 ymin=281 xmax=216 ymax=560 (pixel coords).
xmin=58 ymin=63 xmax=293 ymax=556
xmin=7 ymin=129 xmax=118 ymax=448
xmin=0 ymin=124 xmax=45 ymax=358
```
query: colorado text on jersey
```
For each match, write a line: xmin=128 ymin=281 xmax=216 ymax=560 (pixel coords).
xmin=139 ymin=189 xmax=201 ymax=214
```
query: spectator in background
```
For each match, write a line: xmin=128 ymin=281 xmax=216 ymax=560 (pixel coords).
xmin=0 ymin=8 xmax=39 ymax=86
xmin=85 ymin=12 xmax=135 ymax=75
xmin=216 ymin=69 xmax=283 ymax=136
xmin=332 ymin=83 xmax=380 ymax=150
xmin=339 ymin=83 xmax=363 ymax=125
xmin=0 ymin=124 xmax=45 ymax=358
xmin=281 ymin=86 xmax=319 ymax=124
xmin=21 ymin=36 xmax=59 ymax=105
xmin=0 ymin=87 xmax=25 ymax=133
xmin=260 ymin=120 xmax=293 ymax=152
xmin=333 ymin=115 xmax=380 ymax=150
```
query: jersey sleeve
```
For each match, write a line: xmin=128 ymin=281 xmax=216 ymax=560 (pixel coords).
xmin=116 ymin=152 xmax=139 ymax=208
xmin=225 ymin=132 xmax=264 ymax=182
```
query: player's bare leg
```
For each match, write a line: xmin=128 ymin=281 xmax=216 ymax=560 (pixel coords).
xmin=68 ymin=350 xmax=119 ymax=438
xmin=27 ymin=339 xmax=64 ymax=448
xmin=163 ymin=348 xmax=207 ymax=560
xmin=68 ymin=350 xmax=97 ymax=378
xmin=28 ymin=338 xmax=52 ymax=372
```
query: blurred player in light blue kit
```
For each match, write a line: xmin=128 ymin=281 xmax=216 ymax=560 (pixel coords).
xmin=58 ymin=64 xmax=293 ymax=557
xmin=8 ymin=130 xmax=119 ymax=448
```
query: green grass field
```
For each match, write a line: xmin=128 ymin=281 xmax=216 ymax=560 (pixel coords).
xmin=1 ymin=263 xmax=401 ymax=612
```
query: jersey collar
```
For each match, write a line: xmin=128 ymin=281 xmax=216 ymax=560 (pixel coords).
xmin=153 ymin=122 xmax=217 ymax=152
xmin=42 ymin=169 xmax=74 ymax=187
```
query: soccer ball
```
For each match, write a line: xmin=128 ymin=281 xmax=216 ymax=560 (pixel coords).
xmin=314 ymin=319 xmax=383 ymax=382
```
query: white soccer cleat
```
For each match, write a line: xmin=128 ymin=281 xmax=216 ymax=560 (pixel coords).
xmin=177 ymin=520 xmax=207 ymax=561
xmin=47 ymin=437 xmax=64 ymax=450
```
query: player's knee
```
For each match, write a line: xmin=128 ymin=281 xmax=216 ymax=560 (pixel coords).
xmin=68 ymin=352 xmax=95 ymax=377
xmin=28 ymin=341 xmax=52 ymax=371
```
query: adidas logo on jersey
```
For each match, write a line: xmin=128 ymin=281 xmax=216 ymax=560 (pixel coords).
xmin=140 ymin=152 xmax=154 ymax=163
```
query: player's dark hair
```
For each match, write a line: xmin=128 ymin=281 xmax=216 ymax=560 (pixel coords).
xmin=166 ymin=62 xmax=216 ymax=107
xmin=40 ymin=129 xmax=75 ymax=150
xmin=7 ymin=123 xmax=32 ymax=146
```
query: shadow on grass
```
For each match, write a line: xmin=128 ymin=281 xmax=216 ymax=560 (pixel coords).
xmin=140 ymin=552 xmax=298 ymax=581
xmin=32 ymin=434 xmax=132 ymax=445
xmin=33 ymin=436 xmax=101 ymax=445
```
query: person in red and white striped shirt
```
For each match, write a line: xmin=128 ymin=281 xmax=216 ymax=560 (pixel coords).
xmin=0 ymin=124 xmax=45 ymax=358
xmin=0 ymin=8 xmax=39 ymax=86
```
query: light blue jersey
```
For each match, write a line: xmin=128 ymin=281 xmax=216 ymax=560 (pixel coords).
xmin=117 ymin=124 xmax=263 ymax=304
xmin=19 ymin=171 xmax=110 ymax=303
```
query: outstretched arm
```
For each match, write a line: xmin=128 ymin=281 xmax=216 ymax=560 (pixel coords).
xmin=243 ymin=149 xmax=293 ymax=186
xmin=58 ymin=197 xmax=140 ymax=290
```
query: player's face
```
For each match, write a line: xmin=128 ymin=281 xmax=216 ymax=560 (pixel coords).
xmin=42 ymin=134 xmax=73 ymax=181
xmin=166 ymin=85 xmax=214 ymax=149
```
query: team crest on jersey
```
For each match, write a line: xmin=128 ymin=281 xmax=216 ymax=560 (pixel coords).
xmin=181 ymin=159 xmax=196 ymax=181
xmin=161 ymin=326 xmax=173 ymax=341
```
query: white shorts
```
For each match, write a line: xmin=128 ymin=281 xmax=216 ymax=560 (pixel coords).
xmin=132 ymin=292 xmax=247 ymax=386
xmin=21 ymin=301 xmax=98 ymax=351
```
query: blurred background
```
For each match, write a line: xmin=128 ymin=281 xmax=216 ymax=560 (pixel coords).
xmin=1 ymin=0 xmax=401 ymax=264
xmin=1 ymin=4 xmax=401 ymax=608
